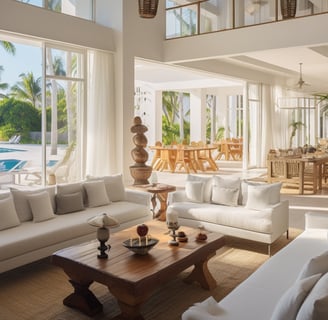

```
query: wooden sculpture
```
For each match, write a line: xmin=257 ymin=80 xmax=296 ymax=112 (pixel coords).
xmin=130 ymin=116 xmax=152 ymax=185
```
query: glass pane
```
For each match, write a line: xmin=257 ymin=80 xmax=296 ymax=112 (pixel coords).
xmin=45 ymin=78 xmax=82 ymax=183
xmin=47 ymin=0 xmax=93 ymax=20
xmin=166 ymin=5 xmax=197 ymax=38
xmin=235 ymin=0 xmax=276 ymax=28
xmin=166 ymin=0 xmax=199 ymax=8
xmin=16 ymin=0 xmax=43 ymax=7
xmin=46 ymin=48 xmax=83 ymax=79
xmin=200 ymin=0 xmax=233 ymax=33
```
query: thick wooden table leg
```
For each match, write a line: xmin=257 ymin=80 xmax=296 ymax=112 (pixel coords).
xmin=63 ymin=279 xmax=103 ymax=316
xmin=154 ymin=192 xmax=168 ymax=221
xmin=184 ymin=254 xmax=217 ymax=290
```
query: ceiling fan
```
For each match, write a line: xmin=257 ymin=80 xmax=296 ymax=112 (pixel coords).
xmin=295 ymin=62 xmax=310 ymax=89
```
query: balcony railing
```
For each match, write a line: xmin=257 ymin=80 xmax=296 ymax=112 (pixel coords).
xmin=166 ymin=0 xmax=328 ymax=39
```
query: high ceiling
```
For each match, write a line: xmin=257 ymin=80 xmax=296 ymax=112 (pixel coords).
xmin=135 ymin=44 xmax=328 ymax=94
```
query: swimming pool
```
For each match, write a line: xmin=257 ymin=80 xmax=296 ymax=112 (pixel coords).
xmin=0 ymin=147 xmax=26 ymax=153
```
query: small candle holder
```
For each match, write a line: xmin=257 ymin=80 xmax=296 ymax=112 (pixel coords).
xmin=166 ymin=209 xmax=179 ymax=246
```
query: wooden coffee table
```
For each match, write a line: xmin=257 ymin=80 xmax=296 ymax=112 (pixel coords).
xmin=52 ymin=220 xmax=225 ymax=320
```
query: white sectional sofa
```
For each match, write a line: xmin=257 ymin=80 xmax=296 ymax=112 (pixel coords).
xmin=0 ymin=174 xmax=152 ymax=273
xmin=168 ymin=175 xmax=289 ymax=254
xmin=182 ymin=212 xmax=328 ymax=320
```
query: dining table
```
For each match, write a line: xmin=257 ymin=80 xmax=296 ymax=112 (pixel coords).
xmin=149 ymin=144 xmax=218 ymax=173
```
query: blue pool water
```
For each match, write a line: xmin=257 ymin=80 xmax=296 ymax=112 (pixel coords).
xmin=0 ymin=147 xmax=26 ymax=153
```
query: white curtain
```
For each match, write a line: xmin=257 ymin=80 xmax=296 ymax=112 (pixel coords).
xmin=86 ymin=50 xmax=116 ymax=176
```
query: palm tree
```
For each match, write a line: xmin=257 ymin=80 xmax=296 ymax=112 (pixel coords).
xmin=10 ymin=72 xmax=42 ymax=108
xmin=289 ymin=121 xmax=304 ymax=149
xmin=0 ymin=40 xmax=16 ymax=98
xmin=0 ymin=41 xmax=16 ymax=55
xmin=0 ymin=66 xmax=9 ymax=98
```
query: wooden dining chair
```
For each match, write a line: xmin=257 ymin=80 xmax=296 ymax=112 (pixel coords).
xmin=174 ymin=145 xmax=197 ymax=173
xmin=151 ymin=141 xmax=162 ymax=170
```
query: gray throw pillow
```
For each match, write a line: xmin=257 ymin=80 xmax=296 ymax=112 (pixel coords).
xmin=55 ymin=192 xmax=84 ymax=214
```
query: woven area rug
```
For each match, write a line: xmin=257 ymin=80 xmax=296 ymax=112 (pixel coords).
xmin=0 ymin=228 xmax=301 ymax=320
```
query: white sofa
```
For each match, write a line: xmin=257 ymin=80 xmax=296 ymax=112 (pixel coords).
xmin=0 ymin=174 xmax=152 ymax=273
xmin=182 ymin=212 xmax=328 ymax=320
xmin=168 ymin=175 xmax=289 ymax=255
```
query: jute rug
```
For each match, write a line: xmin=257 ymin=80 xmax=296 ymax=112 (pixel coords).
xmin=0 ymin=228 xmax=301 ymax=320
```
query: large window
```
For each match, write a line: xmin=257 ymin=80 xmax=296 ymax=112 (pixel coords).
xmin=16 ymin=0 xmax=94 ymax=21
xmin=0 ymin=34 xmax=85 ymax=187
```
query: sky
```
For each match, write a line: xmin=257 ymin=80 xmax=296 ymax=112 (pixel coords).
xmin=0 ymin=42 xmax=42 ymax=95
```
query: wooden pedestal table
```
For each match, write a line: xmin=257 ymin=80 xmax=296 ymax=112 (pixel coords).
xmin=131 ymin=183 xmax=176 ymax=221
xmin=147 ymin=183 xmax=176 ymax=221
xmin=52 ymin=220 xmax=225 ymax=320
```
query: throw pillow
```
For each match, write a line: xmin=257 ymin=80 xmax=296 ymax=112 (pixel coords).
xmin=87 ymin=174 xmax=126 ymax=202
xmin=296 ymin=273 xmax=328 ymax=320
xmin=297 ymin=251 xmax=328 ymax=280
xmin=211 ymin=175 xmax=240 ymax=206
xmin=56 ymin=182 xmax=86 ymax=205
xmin=212 ymin=186 xmax=240 ymax=206
xmin=27 ymin=191 xmax=55 ymax=223
xmin=245 ymin=182 xmax=282 ymax=210
xmin=186 ymin=175 xmax=212 ymax=203
xmin=270 ymin=273 xmax=322 ymax=320
xmin=0 ymin=196 xmax=20 ymax=231
xmin=56 ymin=192 xmax=84 ymax=214
xmin=83 ymin=180 xmax=111 ymax=207
xmin=185 ymin=181 xmax=205 ymax=203
xmin=10 ymin=186 xmax=56 ymax=222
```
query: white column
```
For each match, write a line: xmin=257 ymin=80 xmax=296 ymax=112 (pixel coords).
xmin=190 ymin=89 xmax=207 ymax=142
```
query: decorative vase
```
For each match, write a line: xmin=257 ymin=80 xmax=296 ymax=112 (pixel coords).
xmin=280 ymin=0 xmax=297 ymax=19
xmin=130 ymin=116 xmax=152 ymax=185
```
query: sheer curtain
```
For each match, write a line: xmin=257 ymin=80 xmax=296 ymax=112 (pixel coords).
xmin=86 ymin=50 xmax=116 ymax=176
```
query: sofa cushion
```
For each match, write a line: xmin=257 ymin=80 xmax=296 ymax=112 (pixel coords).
xmin=186 ymin=174 xmax=212 ymax=203
xmin=296 ymin=273 xmax=328 ymax=320
xmin=297 ymin=251 xmax=328 ymax=281
xmin=87 ymin=174 xmax=126 ymax=202
xmin=10 ymin=187 xmax=56 ymax=222
xmin=211 ymin=175 xmax=240 ymax=206
xmin=246 ymin=182 xmax=282 ymax=210
xmin=185 ymin=181 xmax=204 ymax=203
xmin=0 ymin=196 xmax=20 ymax=231
xmin=170 ymin=202 xmax=274 ymax=234
xmin=27 ymin=191 xmax=56 ymax=223
xmin=56 ymin=182 xmax=87 ymax=205
xmin=83 ymin=180 xmax=111 ymax=207
xmin=56 ymin=192 xmax=85 ymax=214
xmin=0 ymin=201 xmax=149 ymax=262
xmin=270 ymin=273 xmax=322 ymax=320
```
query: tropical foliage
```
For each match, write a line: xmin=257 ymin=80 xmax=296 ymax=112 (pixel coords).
xmin=162 ymin=91 xmax=190 ymax=145
xmin=0 ymin=98 xmax=41 ymax=141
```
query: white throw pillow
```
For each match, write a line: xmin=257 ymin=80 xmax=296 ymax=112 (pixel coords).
xmin=211 ymin=175 xmax=240 ymax=206
xmin=28 ymin=191 xmax=55 ymax=223
xmin=87 ymin=174 xmax=126 ymax=202
xmin=296 ymin=273 xmax=328 ymax=320
xmin=0 ymin=196 xmax=20 ymax=230
xmin=297 ymin=251 xmax=328 ymax=281
xmin=245 ymin=182 xmax=282 ymax=210
xmin=10 ymin=186 xmax=56 ymax=222
xmin=212 ymin=187 xmax=240 ymax=206
xmin=270 ymin=273 xmax=322 ymax=320
xmin=186 ymin=175 xmax=212 ymax=203
xmin=185 ymin=181 xmax=204 ymax=203
xmin=83 ymin=180 xmax=111 ymax=207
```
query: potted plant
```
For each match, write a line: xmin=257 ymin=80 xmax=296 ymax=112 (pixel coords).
xmin=289 ymin=120 xmax=304 ymax=149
